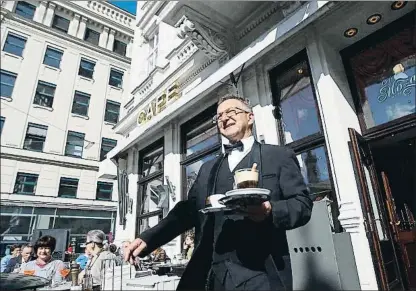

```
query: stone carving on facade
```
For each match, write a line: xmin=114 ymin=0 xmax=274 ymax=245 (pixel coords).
xmin=175 ymin=14 xmax=229 ymax=60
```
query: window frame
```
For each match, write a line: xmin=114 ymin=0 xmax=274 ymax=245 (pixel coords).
xmin=58 ymin=177 xmax=79 ymax=198
xmin=0 ymin=70 xmax=17 ymax=98
xmin=65 ymin=131 xmax=85 ymax=158
xmin=23 ymin=123 xmax=48 ymax=152
xmin=78 ymin=58 xmax=95 ymax=79
xmin=3 ymin=33 xmax=27 ymax=57
xmin=269 ymin=50 xmax=340 ymax=230
xmin=113 ymin=39 xmax=127 ymax=57
xmin=43 ymin=46 xmax=63 ymax=69
xmin=71 ymin=91 xmax=90 ymax=117
xmin=51 ymin=15 xmax=70 ymax=33
xmin=33 ymin=81 xmax=56 ymax=108
xmin=14 ymin=172 xmax=39 ymax=195
xmin=100 ymin=138 xmax=117 ymax=161
xmin=96 ymin=181 xmax=113 ymax=201
xmin=0 ymin=116 xmax=5 ymax=135
xmin=15 ymin=1 xmax=36 ymax=20
xmin=340 ymin=11 xmax=416 ymax=141
xmin=146 ymin=33 xmax=158 ymax=74
xmin=109 ymin=69 xmax=124 ymax=88
xmin=136 ymin=138 xmax=164 ymax=237
xmin=180 ymin=104 xmax=221 ymax=199
xmin=104 ymin=100 xmax=120 ymax=124
xmin=84 ymin=28 xmax=100 ymax=46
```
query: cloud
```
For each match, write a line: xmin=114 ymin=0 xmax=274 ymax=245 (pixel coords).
xmin=385 ymin=103 xmax=415 ymax=120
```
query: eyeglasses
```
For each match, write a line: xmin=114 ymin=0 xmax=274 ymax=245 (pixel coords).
xmin=212 ymin=107 xmax=251 ymax=123
xmin=85 ymin=241 xmax=94 ymax=246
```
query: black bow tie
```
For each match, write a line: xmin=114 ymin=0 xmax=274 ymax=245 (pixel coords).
xmin=224 ymin=141 xmax=244 ymax=154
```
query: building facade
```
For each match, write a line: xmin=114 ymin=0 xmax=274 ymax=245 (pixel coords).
xmin=0 ymin=0 xmax=134 ymax=252
xmin=101 ymin=1 xmax=415 ymax=290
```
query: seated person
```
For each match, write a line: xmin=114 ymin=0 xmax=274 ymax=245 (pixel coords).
xmin=151 ymin=247 xmax=169 ymax=263
xmin=1 ymin=244 xmax=21 ymax=273
xmin=4 ymin=244 xmax=34 ymax=273
xmin=20 ymin=236 xmax=65 ymax=283
xmin=78 ymin=230 xmax=117 ymax=286
xmin=76 ymin=248 xmax=91 ymax=270
xmin=182 ymin=233 xmax=195 ymax=261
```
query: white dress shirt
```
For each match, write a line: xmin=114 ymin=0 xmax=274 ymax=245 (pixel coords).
xmin=226 ymin=136 xmax=255 ymax=171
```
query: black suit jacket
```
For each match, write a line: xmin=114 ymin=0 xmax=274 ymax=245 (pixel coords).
xmin=139 ymin=142 xmax=313 ymax=290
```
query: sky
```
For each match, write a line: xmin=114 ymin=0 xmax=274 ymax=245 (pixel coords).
xmin=109 ymin=1 xmax=137 ymax=15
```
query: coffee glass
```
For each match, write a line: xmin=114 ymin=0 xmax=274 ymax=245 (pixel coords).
xmin=234 ymin=168 xmax=259 ymax=189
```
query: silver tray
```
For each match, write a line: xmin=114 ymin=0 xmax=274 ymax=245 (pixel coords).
xmin=199 ymin=206 xmax=233 ymax=214
xmin=220 ymin=188 xmax=271 ymax=207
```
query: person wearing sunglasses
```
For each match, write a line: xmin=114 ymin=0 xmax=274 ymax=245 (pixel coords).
xmin=125 ymin=94 xmax=312 ymax=290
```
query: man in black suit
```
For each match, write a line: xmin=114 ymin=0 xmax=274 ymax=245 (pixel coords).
xmin=125 ymin=94 xmax=313 ymax=290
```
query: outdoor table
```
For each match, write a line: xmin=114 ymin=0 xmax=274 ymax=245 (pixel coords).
xmin=0 ymin=273 xmax=49 ymax=291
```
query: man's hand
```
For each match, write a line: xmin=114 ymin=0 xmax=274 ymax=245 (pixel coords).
xmin=244 ymin=201 xmax=272 ymax=222
xmin=124 ymin=238 xmax=147 ymax=265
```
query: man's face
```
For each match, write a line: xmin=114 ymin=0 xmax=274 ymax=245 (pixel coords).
xmin=21 ymin=247 xmax=32 ymax=262
xmin=217 ymin=99 xmax=253 ymax=142
xmin=11 ymin=247 xmax=21 ymax=257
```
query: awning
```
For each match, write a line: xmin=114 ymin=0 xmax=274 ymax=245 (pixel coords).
xmin=108 ymin=1 xmax=333 ymax=160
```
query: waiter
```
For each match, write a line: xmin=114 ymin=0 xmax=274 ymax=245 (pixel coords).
xmin=125 ymin=94 xmax=313 ymax=290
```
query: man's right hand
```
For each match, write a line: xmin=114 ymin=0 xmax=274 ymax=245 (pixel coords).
xmin=124 ymin=238 xmax=147 ymax=265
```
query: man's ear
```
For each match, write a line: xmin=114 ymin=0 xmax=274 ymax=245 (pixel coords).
xmin=248 ymin=112 xmax=254 ymax=125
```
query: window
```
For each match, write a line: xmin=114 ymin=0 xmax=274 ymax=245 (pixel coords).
xmin=33 ymin=81 xmax=56 ymax=108
xmin=3 ymin=34 xmax=26 ymax=57
xmin=84 ymin=28 xmax=100 ymax=46
xmin=14 ymin=173 xmax=38 ymax=195
xmin=104 ymin=100 xmax=120 ymax=124
xmin=269 ymin=50 xmax=336 ymax=204
xmin=113 ymin=40 xmax=127 ymax=56
xmin=181 ymin=104 xmax=221 ymax=195
xmin=78 ymin=59 xmax=95 ymax=79
xmin=147 ymin=34 xmax=158 ymax=74
xmin=58 ymin=178 xmax=79 ymax=198
xmin=0 ymin=70 xmax=17 ymax=98
xmin=342 ymin=14 xmax=415 ymax=131
xmin=23 ymin=123 xmax=48 ymax=152
xmin=15 ymin=1 xmax=36 ymax=20
xmin=100 ymin=138 xmax=117 ymax=161
xmin=109 ymin=69 xmax=123 ymax=88
xmin=0 ymin=117 xmax=4 ymax=135
xmin=65 ymin=131 xmax=85 ymax=158
xmin=137 ymin=139 xmax=165 ymax=236
xmin=43 ymin=47 xmax=63 ymax=68
xmin=96 ymin=182 xmax=113 ymax=201
xmin=52 ymin=15 xmax=70 ymax=33
xmin=71 ymin=91 xmax=90 ymax=116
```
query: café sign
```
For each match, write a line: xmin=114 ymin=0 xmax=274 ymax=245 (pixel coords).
xmin=137 ymin=82 xmax=180 ymax=125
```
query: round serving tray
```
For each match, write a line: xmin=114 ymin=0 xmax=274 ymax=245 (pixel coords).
xmin=199 ymin=206 xmax=234 ymax=214
xmin=220 ymin=188 xmax=271 ymax=207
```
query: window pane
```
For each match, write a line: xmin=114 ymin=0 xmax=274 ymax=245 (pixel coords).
xmin=138 ymin=177 xmax=164 ymax=233
xmin=3 ymin=34 xmax=26 ymax=57
xmin=0 ymin=215 xmax=32 ymax=235
xmin=78 ymin=59 xmax=95 ymax=79
xmin=96 ymin=182 xmax=113 ymax=201
xmin=109 ymin=69 xmax=123 ymax=88
xmin=14 ymin=173 xmax=38 ymax=194
xmin=54 ymin=217 xmax=112 ymax=234
xmin=43 ymin=47 xmax=63 ymax=68
xmin=186 ymin=119 xmax=219 ymax=156
xmin=0 ymin=117 xmax=4 ymax=135
xmin=113 ymin=40 xmax=127 ymax=56
xmin=65 ymin=131 xmax=85 ymax=157
xmin=71 ymin=92 xmax=90 ymax=116
xmin=52 ymin=15 xmax=70 ymax=33
xmin=58 ymin=178 xmax=78 ymax=198
xmin=274 ymin=60 xmax=321 ymax=144
xmin=297 ymin=146 xmax=332 ymax=200
xmin=141 ymin=145 xmax=163 ymax=177
xmin=348 ymin=26 xmax=416 ymax=128
xmin=0 ymin=70 xmax=17 ymax=98
xmin=15 ymin=1 xmax=36 ymax=20
xmin=84 ymin=28 xmax=100 ymax=45
xmin=24 ymin=123 xmax=47 ymax=152
xmin=34 ymin=82 xmax=56 ymax=108
xmin=104 ymin=101 xmax=120 ymax=123
xmin=184 ymin=153 xmax=218 ymax=195
xmin=100 ymin=138 xmax=117 ymax=161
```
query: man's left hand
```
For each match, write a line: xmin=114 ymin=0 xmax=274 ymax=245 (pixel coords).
xmin=244 ymin=201 xmax=272 ymax=222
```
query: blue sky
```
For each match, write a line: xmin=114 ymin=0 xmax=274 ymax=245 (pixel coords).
xmin=109 ymin=1 xmax=137 ymax=15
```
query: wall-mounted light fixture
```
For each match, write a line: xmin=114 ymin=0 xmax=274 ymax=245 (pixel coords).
xmin=366 ymin=14 xmax=382 ymax=25
xmin=344 ymin=28 xmax=358 ymax=38
xmin=391 ymin=1 xmax=407 ymax=10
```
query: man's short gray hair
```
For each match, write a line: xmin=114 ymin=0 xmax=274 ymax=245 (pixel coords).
xmin=217 ymin=94 xmax=252 ymax=112
xmin=87 ymin=229 xmax=106 ymax=245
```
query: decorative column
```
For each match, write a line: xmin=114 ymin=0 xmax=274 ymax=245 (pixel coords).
xmin=99 ymin=26 xmax=109 ymax=48
xmin=43 ymin=2 xmax=56 ymax=27
xmin=68 ymin=13 xmax=80 ymax=37
xmin=76 ymin=17 xmax=88 ymax=39
xmin=106 ymin=29 xmax=115 ymax=50
xmin=33 ymin=1 xmax=47 ymax=23
xmin=126 ymin=38 xmax=133 ymax=58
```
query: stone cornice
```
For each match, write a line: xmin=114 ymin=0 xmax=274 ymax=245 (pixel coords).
xmin=174 ymin=8 xmax=230 ymax=60
xmin=1 ymin=8 xmax=131 ymax=66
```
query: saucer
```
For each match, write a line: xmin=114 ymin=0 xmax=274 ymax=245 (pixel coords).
xmin=219 ymin=188 xmax=271 ymax=207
